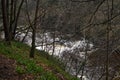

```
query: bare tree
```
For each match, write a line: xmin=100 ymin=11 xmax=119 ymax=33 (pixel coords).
xmin=1 ymin=0 xmax=10 ymax=43
xmin=1 ymin=0 xmax=24 ymax=43
xmin=29 ymin=0 xmax=39 ymax=58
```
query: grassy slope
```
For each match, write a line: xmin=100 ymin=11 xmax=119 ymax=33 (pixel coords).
xmin=0 ymin=41 xmax=79 ymax=80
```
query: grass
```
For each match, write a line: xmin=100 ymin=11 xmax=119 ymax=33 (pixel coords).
xmin=0 ymin=41 xmax=79 ymax=80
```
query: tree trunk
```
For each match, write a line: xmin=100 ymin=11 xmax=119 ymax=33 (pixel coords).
xmin=12 ymin=0 xmax=24 ymax=39
xmin=29 ymin=0 xmax=39 ymax=58
xmin=1 ymin=0 xmax=11 ymax=43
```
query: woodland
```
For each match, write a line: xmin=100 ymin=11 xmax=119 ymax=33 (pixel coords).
xmin=0 ymin=0 xmax=120 ymax=80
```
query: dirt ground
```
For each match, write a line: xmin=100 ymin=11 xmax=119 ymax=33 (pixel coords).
xmin=0 ymin=54 xmax=33 ymax=80
xmin=0 ymin=54 xmax=67 ymax=80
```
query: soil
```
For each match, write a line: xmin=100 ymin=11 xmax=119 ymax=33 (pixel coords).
xmin=37 ymin=61 xmax=67 ymax=80
xmin=0 ymin=54 xmax=34 ymax=80
xmin=0 ymin=54 xmax=67 ymax=80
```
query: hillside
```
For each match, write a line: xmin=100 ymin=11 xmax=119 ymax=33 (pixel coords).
xmin=0 ymin=41 xmax=78 ymax=80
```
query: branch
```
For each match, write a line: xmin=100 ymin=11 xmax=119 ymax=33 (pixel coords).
xmin=88 ymin=0 xmax=105 ymax=23
xmin=70 ymin=0 xmax=95 ymax=3
xmin=80 ymin=12 xmax=120 ymax=32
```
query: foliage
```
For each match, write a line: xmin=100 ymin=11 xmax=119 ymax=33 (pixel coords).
xmin=16 ymin=66 xmax=26 ymax=74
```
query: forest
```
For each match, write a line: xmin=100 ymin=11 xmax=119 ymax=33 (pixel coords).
xmin=0 ymin=0 xmax=120 ymax=80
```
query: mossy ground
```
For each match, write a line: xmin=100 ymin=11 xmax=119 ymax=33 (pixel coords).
xmin=0 ymin=41 xmax=79 ymax=80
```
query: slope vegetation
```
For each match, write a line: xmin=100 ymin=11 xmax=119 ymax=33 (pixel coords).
xmin=0 ymin=41 xmax=78 ymax=80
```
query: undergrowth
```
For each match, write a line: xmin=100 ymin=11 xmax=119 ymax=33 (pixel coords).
xmin=0 ymin=41 xmax=79 ymax=80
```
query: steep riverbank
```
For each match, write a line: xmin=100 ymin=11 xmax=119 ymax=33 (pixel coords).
xmin=0 ymin=41 xmax=78 ymax=80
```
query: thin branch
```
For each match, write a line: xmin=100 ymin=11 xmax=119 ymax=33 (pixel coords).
xmin=70 ymin=0 xmax=95 ymax=3
xmin=80 ymin=12 xmax=120 ymax=32
xmin=88 ymin=0 xmax=105 ymax=23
